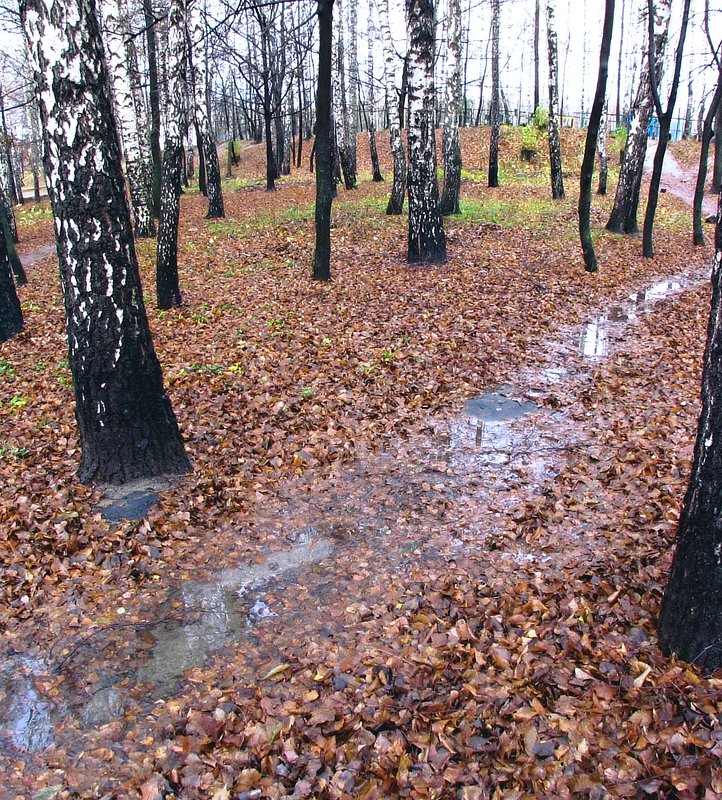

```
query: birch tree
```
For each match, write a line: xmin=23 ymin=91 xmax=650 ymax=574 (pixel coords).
xmin=406 ymin=0 xmax=446 ymax=264
xmin=488 ymin=0 xmax=500 ymax=188
xmin=100 ymin=0 xmax=155 ymax=237
xmin=439 ymin=0 xmax=462 ymax=214
xmin=156 ymin=0 xmax=187 ymax=309
xmin=377 ymin=0 xmax=406 ymax=213
xmin=642 ymin=0 xmax=691 ymax=258
xmin=20 ymin=0 xmax=190 ymax=484
xmin=187 ymin=0 xmax=224 ymax=217
xmin=658 ymin=186 xmax=722 ymax=672
xmin=347 ymin=0 xmax=359 ymax=184
xmin=366 ymin=0 xmax=383 ymax=182
xmin=606 ymin=0 xmax=671 ymax=234
xmin=334 ymin=0 xmax=356 ymax=189
xmin=597 ymin=101 xmax=609 ymax=195
xmin=0 ymin=214 xmax=22 ymax=343
xmin=545 ymin=0 xmax=564 ymax=199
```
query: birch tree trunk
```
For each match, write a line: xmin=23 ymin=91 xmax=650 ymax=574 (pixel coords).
xmin=658 ymin=186 xmax=722 ymax=672
xmin=347 ymin=0 xmax=359 ymax=183
xmin=100 ymin=0 xmax=155 ymax=238
xmin=143 ymin=0 xmax=162 ymax=217
xmin=693 ymin=73 xmax=722 ymax=246
xmin=334 ymin=0 xmax=356 ymax=189
xmin=367 ymin=0 xmax=383 ymax=182
xmin=642 ymin=0 xmax=691 ymax=259
xmin=406 ymin=0 xmax=446 ymax=264
xmin=0 ymin=212 xmax=22 ymax=343
xmin=546 ymin=0 xmax=565 ymax=199
xmin=156 ymin=0 xmax=187 ymax=309
xmin=488 ymin=0 xmax=500 ymax=188
xmin=533 ymin=0 xmax=540 ymax=111
xmin=187 ymin=0 xmax=224 ymax=217
xmin=21 ymin=0 xmax=190 ymax=484
xmin=597 ymin=101 xmax=609 ymax=195
xmin=439 ymin=0 xmax=462 ymax=214
xmin=606 ymin=0 xmax=671 ymax=234
xmin=377 ymin=0 xmax=406 ymax=213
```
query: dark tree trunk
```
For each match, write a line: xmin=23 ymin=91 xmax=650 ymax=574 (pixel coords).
xmin=579 ymin=0 xmax=615 ymax=273
xmin=642 ymin=0 xmax=691 ymax=259
xmin=693 ymin=73 xmax=722 ymax=246
xmin=143 ymin=0 xmax=162 ymax=218
xmin=406 ymin=0 xmax=446 ymax=264
xmin=21 ymin=0 xmax=190 ymax=484
xmin=0 ymin=216 xmax=22 ymax=343
xmin=264 ymin=110 xmax=276 ymax=191
xmin=195 ymin=123 xmax=207 ymax=196
xmin=713 ymin=105 xmax=722 ymax=193
xmin=0 ymin=204 xmax=27 ymax=286
xmin=488 ymin=0 xmax=500 ymax=188
xmin=658 ymin=187 xmax=722 ymax=672
xmin=312 ymin=0 xmax=334 ymax=282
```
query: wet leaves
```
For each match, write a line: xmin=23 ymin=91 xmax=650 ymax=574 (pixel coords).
xmin=1 ymin=132 xmax=721 ymax=798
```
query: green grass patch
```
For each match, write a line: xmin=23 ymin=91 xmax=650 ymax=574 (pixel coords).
xmin=16 ymin=204 xmax=52 ymax=223
xmin=459 ymin=195 xmax=559 ymax=230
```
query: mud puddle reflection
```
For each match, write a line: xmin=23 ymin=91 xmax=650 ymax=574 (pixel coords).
xmin=6 ymin=267 xmax=708 ymax=755
xmin=139 ymin=532 xmax=333 ymax=692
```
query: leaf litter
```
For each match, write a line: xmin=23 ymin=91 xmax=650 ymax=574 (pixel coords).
xmin=1 ymin=131 xmax=721 ymax=798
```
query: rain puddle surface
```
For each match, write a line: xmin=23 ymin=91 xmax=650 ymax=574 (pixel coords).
xmin=2 ymin=268 xmax=707 ymax=756
xmin=580 ymin=278 xmax=687 ymax=359
xmin=0 ymin=656 xmax=56 ymax=754
xmin=138 ymin=532 xmax=333 ymax=692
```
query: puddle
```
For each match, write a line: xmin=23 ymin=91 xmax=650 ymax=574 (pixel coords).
xmin=580 ymin=278 xmax=688 ymax=360
xmin=138 ymin=532 xmax=333 ymax=692
xmin=463 ymin=392 xmax=539 ymax=422
xmin=99 ymin=490 xmax=159 ymax=523
xmin=0 ymin=656 xmax=57 ymax=754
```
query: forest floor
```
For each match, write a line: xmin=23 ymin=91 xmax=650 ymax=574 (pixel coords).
xmin=1 ymin=128 xmax=722 ymax=799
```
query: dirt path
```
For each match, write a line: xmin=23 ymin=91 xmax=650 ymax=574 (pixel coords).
xmin=645 ymin=140 xmax=716 ymax=216
xmin=1 ymin=150 xmax=716 ymax=796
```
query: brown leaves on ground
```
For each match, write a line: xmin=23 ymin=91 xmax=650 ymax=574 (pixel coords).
xmin=1 ymin=130 xmax=720 ymax=798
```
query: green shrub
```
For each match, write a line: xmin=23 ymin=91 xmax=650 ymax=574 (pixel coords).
xmin=530 ymin=105 xmax=549 ymax=131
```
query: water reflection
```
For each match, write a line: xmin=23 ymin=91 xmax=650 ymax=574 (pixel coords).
xmin=581 ymin=279 xmax=685 ymax=360
xmin=0 ymin=656 xmax=56 ymax=753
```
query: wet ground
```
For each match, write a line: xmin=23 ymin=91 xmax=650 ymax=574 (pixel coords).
xmin=0 ymin=262 xmax=708 ymax=759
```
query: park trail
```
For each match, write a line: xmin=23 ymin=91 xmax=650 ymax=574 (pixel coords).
xmin=0 ymin=146 xmax=715 ymax=765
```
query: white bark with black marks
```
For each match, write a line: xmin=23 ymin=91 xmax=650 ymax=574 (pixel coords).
xmin=377 ymin=0 xmax=406 ymax=213
xmin=21 ymin=0 xmax=190 ymax=484
xmin=100 ymin=0 xmax=155 ymax=237
xmin=440 ymin=0 xmax=462 ymax=213
xmin=406 ymin=0 xmax=446 ymax=264
xmin=366 ymin=0 xmax=383 ymax=182
xmin=545 ymin=0 xmax=564 ymax=199
xmin=187 ymin=0 xmax=224 ymax=217
xmin=607 ymin=0 xmax=671 ymax=234
xmin=156 ymin=0 xmax=186 ymax=309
